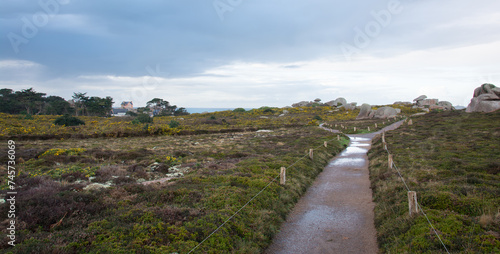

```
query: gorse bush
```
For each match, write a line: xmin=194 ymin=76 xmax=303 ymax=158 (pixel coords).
xmin=54 ymin=114 xmax=85 ymax=126
xmin=169 ymin=120 xmax=180 ymax=128
xmin=133 ymin=114 xmax=153 ymax=124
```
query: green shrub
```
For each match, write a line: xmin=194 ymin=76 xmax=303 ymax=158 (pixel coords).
xmin=134 ymin=114 xmax=153 ymax=124
xmin=169 ymin=120 xmax=180 ymax=128
xmin=54 ymin=115 xmax=85 ymax=126
xmin=233 ymin=108 xmax=246 ymax=113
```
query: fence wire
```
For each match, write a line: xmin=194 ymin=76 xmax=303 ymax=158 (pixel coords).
xmin=383 ymin=131 xmax=451 ymax=254
xmin=188 ymin=131 xmax=344 ymax=253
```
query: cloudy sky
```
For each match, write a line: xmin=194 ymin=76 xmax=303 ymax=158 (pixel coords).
xmin=1 ymin=0 xmax=500 ymax=108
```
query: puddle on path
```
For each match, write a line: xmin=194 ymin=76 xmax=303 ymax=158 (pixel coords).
xmin=266 ymin=121 xmax=404 ymax=254
xmin=329 ymin=157 xmax=365 ymax=167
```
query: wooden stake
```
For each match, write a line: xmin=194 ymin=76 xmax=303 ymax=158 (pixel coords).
xmin=337 ymin=135 xmax=340 ymax=141
xmin=280 ymin=167 xmax=286 ymax=185
xmin=388 ymin=154 xmax=393 ymax=169
xmin=382 ymin=132 xmax=385 ymax=143
xmin=408 ymin=119 xmax=413 ymax=125
xmin=408 ymin=191 xmax=419 ymax=216
xmin=309 ymin=149 xmax=314 ymax=160
xmin=353 ymin=127 xmax=356 ymax=132
xmin=375 ymin=123 xmax=378 ymax=128
xmin=367 ymin=127 xmax=370 ymax=132
xmin=324 ymin=141 xmax=328 ymax=148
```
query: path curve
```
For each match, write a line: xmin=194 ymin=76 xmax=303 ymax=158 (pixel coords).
xmin=265 ymin=121 xmax=404 ymax=254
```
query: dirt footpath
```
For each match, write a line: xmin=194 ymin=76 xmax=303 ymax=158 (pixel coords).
xmin=265 ymin=121 xmax=403 ymax=254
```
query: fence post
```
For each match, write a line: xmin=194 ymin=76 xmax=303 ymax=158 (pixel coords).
xmin=388 ymin=154 xmax=393 ymax=169
xmin=354 ymin=127 xmax=356 ymax=132
xmin=280 ymin=167 xmax=286 ymax=185
xmin=337 ymin=135 xmax=340 ymax=141
xmin=324 ymin=141 xmax=328 ymax=148
xmin=375 ymin=123 xmax=378 ymax=128
xmin=367 ymin=127 xmax=370 ymax=132
xmin=408 ymin=191 xmax=418 ymax=216
xmin=309 ymin=149 xmax=314 ymax=160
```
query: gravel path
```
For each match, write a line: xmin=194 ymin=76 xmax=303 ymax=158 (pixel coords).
xmin=265 ymin=121 xmax=404 ymax=254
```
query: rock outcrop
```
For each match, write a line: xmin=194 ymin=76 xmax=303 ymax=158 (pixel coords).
xmin=342 ymin=102 xmax=357 ymax=111
xmin=356 ymin=104 xmax=372 ymax=120
xmin=356 ymin=105 xmax=399 ymax=120
xmin=373 ymin=107 xmax=398 ymax=119
xmin=412 ymin=95 xmax=454 ymax=111
xmin=466 ymin=84 xmax=500 ymax=113
xmin=292 ymin=101 xmax=311 ymax=107
xmin=437 ymin=101 xmax=453 ymax=111
xmin=393 ymin=101 xmax=412 ymax=106
xmin=292 ymin=97 xmax=348 ymax=108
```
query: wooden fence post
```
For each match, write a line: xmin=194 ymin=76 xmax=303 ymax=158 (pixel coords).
xmin=408 ymin=191 xmax=418 ymax=216
xmin=309 ymin=149 xmax=314 ymax=160
xmin=367 ymin=127 xmax=370 ymax=132
xmin=324 ymin=141 xmax=328 ymax=148
xmin=388 ymin=154 xmax=393 ymax=169
xmin=337 ymin=135 xmax=340 ymax=141
xmin=354 ymin=127 xmax=356 ymax=132
xmin=280 ymin=167 xmax=286 ymax=185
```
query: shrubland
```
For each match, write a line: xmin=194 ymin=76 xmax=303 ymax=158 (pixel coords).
xmin=368 ymin=110 xmax=500 ymax=253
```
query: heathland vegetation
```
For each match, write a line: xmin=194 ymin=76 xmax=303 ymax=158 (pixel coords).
xmin=0 ymin=94 xmax=498 ymax=253
xmin=0 ymin=101 xmax=388 ymax=253
xmin=368 ymin=110 xmax=500 ymax=253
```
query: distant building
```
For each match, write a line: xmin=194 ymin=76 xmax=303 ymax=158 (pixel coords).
xmin=121 ymin=101 xmax=133 ymax=109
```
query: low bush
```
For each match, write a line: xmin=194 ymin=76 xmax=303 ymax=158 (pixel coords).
xmin=54 ymin=115 xmax=85 ymax=126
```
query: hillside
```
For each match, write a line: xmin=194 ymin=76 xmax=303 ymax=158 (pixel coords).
xmin=368 ymin=110 xmax=500 ymax=253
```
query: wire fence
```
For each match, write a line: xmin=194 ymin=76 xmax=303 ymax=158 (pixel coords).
xmin=187 ymin=129 xmax=345 ymax=253
xmin=383 ymin=130 xmax=451 ymax=254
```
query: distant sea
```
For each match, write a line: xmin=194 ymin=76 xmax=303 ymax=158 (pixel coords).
xmin=185 ymin=108 xmax=254 ymax=114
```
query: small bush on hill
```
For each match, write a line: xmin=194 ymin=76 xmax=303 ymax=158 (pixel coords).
xmin=169 ymin=120 xmax=180 ymax=128
xmin=233 ymin=108 xmax=246 ymax=113
xmin=133 ymin=114 xmax=153 ymax=124
xmin=54 ymin=115 xmax=85 ymax=126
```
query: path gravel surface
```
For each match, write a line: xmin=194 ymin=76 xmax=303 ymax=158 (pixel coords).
xmin=265 ymin=121 xmax=403 ymax=254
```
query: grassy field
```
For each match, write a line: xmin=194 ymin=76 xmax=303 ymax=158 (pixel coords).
xmin=368 ymin=110 xmax=500 ymax=253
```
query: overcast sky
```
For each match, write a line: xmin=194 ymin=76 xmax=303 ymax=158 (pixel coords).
xmin=1 ymin=0 xmax=500 ymax=108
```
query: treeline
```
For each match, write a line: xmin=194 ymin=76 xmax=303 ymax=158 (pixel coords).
xmin=0 ymin=88 xmax=189 ymax=117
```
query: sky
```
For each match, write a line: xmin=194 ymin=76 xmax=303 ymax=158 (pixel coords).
xmin=1 ymin=0 xmax=500 ymax=108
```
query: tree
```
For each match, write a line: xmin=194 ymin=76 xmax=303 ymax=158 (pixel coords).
xmin=0 ymin=89 xmax=23 ymax=114
xmin=147 ymin=98 xmax=177 ymax=116
xmin=86 ymin=96 xmax=113 ymax=116
xmin=72 ymin=92 xmax=89 ymax=116
xmin=72 ymin=93 xmax=113 ymax=116
xmin=15 ymin=88 xmax=46 ymax=115
xmin=44 ymin=96 xmax=74 ymax=115
xmin=174 ymin=107 xmax=189 ymax=116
